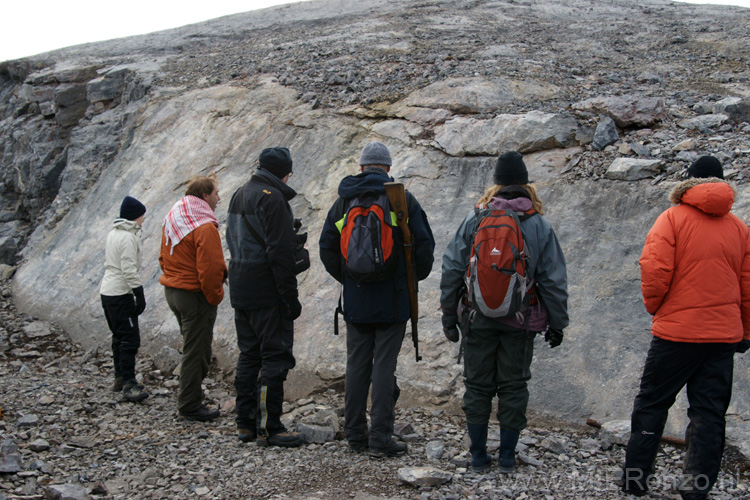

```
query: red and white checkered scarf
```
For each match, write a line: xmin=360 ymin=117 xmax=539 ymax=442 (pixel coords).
xmin=163 ymin=195 xmax=218 ymax=253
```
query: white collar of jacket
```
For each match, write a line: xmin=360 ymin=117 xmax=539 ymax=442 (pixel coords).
xmin=112 ymin=218 xmax=141 ymax=233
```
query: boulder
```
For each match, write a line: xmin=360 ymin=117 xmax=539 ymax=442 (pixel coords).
xmin=605 ymin=158 xmax=662 ymax=180
xmin=573 ymin=96 xmax=668 ymax=127
xmin=434 ymin=111 xmax=579 ymax=156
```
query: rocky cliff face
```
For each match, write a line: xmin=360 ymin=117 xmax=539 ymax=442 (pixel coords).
xmin=3 ymin=0 xmax=750 ymax=450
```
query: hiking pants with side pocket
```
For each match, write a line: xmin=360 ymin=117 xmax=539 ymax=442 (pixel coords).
xmin=234 ymin=305 xmax=296 ymax=436
xmin=164 ymin=287 xmax=217 ymax=414
xmin=462 ymin=315 xmax=535 ymax=431
xmin=101 ymin=293 xmax=141 ymax=382
xmin=624 ymin=336 xmax=735 ymax=499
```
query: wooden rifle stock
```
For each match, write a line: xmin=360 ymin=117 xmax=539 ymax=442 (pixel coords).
xmin=384 ymin=182 xmax=421 ymax=362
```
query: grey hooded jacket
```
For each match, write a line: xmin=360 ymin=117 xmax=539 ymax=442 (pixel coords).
xmin=440 ymin=193 xmax=569 ymax=332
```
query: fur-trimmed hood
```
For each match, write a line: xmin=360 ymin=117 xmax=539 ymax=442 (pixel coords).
xmin=669 ymin=177 xmax=736 ymax=217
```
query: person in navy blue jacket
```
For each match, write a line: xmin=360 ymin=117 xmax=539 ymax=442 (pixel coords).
xmin=319 ymin=142 xmax=435 ymax=457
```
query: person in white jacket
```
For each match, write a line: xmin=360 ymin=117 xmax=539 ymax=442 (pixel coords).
xmin=100 ymin=196 xmax=149 ymax=402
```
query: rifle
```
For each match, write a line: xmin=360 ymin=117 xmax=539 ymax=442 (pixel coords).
xmin=383 ymin=182 xmax=422 ymax=362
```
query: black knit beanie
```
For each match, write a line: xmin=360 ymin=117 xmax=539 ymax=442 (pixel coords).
xmin=494 ymin=151 xmax=529 ymax=186
xmin=119 ymin=196 xmax=146 ymax=220
xmin=687 ymin=155 xmax=723 ymax=179
xmin=259 ymin=147 xmax=293 ymax=179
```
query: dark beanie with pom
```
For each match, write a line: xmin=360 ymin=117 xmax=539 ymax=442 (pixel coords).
xmin=120 ymin=196 xmax=146 ymax=221
xmin=494 ymin=151 xmax=529 ymax=186
xmin=259 ymin=147 xmax=293 ymax=179
xmin=687 ymin=155 xmax=723 ymax=179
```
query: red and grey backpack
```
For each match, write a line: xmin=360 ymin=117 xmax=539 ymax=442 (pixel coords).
xmin=338 ymin=192 xmax=398 ymax=282
xmin=464 ymin=205 xmax=537 ymax=323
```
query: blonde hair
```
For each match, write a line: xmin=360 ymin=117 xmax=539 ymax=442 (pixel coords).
xmin=185 ymin=173 xmax=218 ymax=199
xmin=477 ymin=184 xmax=544 ymax=215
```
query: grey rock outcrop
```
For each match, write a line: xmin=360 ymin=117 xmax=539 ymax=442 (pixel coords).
xmin=3 ymin=0 xmax=750 ymax=451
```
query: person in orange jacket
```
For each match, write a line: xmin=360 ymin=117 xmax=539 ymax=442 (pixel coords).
xmin=160 ymin=173 xmax=228 ymax=422
xmin=622 ymin=156 xmax=750 ymax=499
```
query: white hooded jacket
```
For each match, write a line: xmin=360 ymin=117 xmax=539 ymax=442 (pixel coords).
xmin=100 ymin=218 xmax=142 ymax=296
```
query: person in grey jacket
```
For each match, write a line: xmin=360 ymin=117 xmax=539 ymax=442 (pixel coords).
xmin=100 ymin=196 xmax=149 ymax=402
xmin=440 ymin=151 xmax=569 ymax=473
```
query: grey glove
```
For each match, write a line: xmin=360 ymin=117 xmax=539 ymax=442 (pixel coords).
xmin=442 ymin=314 xmax=460 ymax=343
xmin=737 ymin=339 xmax=750 ymax=354
xmin=544 ymin=327 xmax=563 ymax=348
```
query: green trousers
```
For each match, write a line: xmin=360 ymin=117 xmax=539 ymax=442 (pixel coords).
xmin=462 ymin=315 xmax=535 ymax=431
xmin=164 ymin=287 xmax=217 ymax=413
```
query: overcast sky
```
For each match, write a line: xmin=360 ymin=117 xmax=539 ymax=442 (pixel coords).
xmin=1 ymin=0 xmax=748 ymax=63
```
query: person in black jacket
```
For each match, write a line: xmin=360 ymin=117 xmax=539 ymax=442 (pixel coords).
xmin=226 ymin=147 xmax=306 ymax=448
xmin=319 ymin=142 xmax=435 ymax=457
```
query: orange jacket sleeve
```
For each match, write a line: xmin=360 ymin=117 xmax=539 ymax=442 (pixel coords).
xmin=741 ymin=225 xmax=750 ymax=338
xmin=194 ymin=224 xmax=228 ymax=306
xmin=639 ymin=211 xmax=676 ymax=315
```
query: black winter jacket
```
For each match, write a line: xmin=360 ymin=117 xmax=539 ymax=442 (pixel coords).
xmin=319 ymin=168 xmax=435 ymax=323
xmin=226 ymin=169 xmax=298 ymax=310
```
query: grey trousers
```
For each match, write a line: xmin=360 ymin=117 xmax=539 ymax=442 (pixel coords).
xmin=344 ymin=321 xmax=405 ymax=448
xmin=164 ymin=287 xmax=217 ymax=413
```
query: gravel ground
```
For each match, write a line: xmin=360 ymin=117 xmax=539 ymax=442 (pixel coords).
xmin=2 ymin=275 xmax=750 ymax=500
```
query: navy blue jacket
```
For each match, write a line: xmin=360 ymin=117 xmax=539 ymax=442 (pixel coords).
xmin=319 ymin=168 xmax=435 ymax=324
xmin=226 ymin=169 xmax=298 ymax=310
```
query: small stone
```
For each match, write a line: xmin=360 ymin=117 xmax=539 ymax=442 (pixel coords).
xmin=398 ymin=466 xmax=453 ymax=487
xmin=540 ymin=436 xmax=567 ymax=455
xmin=46 ymin=483 xmax=92 ymax=500
xmin=517 ymin=452 xmax=543 ymax=467
xmin=22 ymin=321 xmax=52 ymax=338
xmin=425 ymin=440 xmax=445 ymax=460
xmin=17 ymin=414 xmax=39 ymax=428
xmin=600 ymin=419 xmax=631 ymax=445
xmin=29 ymin=439 xmax=50 ymax=452
xmin=0 ymin=438 xmax=22 ymax=473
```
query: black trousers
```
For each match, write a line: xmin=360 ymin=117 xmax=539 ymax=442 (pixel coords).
xmin=624 ymin=336 xmax=735 ymax=499
xmin=234 ymin=306 xmax=295 ymax=436
xmin=101 ymin=294 xmax=140 ymax=382
xmin=344 ymin=322 xmax=405 ymax=448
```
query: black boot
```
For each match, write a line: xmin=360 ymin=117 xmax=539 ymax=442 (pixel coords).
xmin=467 ymin=423 xmax=492 ymax=473
xmin=498 ymin=428 xmax=519 ymax=473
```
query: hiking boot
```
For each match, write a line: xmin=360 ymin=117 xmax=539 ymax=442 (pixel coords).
xmin=122 ymin=380 xmax=148 ymax=402
xmin=348 ymin=440 xmax=368 ymax=453
xmin=369 ymin=439 xmax=407 ymax=458
xmin=467 ymin=423 xmax=492 ymax=473
xmin=112 ymin=376 xmax=124 ymax=392
xmin=179 ymin=405 xmax=220 ymax=422
xmin=498 ymin=428 xmax=519 ymax=474
xmin=238 ymin=428 xmax=257 ymax=443
xmin=257 ymin=431 xmax=304 ymax=448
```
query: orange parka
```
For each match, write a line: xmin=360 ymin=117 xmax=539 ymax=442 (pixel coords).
xmin=159 ymin=223 xmax=228 ymax=306
xmin=640 ymin=178 xmax=750 ymax=343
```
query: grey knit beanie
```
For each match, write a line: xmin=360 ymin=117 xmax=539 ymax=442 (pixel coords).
xmin=359 ymin=142 xmax=392 ymax=166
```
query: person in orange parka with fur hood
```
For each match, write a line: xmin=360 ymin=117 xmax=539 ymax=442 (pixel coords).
xmin=622 ymin=156 xmax=750 ymax=499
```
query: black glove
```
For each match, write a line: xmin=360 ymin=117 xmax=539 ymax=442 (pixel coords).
xmin=133 ymin=286 xmax=146 ymax=316
xmin=544 ymin=327 xmax=563 ymax=348
xmin=442 ymin=314 xmax=460 ymax=343
xmin=737 ymin=339 xmax=750 ymax=354
xmin=283 ymin=297 xmax=302 ymax=321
